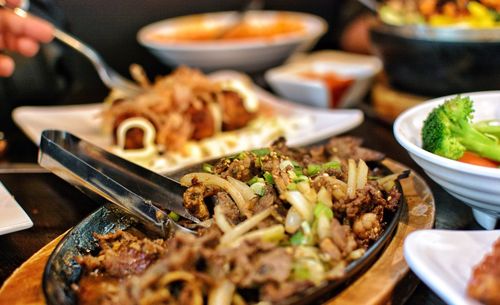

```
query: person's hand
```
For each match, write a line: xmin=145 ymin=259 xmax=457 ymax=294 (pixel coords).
xmin=0 ymin=0 xmax=54 ymax=76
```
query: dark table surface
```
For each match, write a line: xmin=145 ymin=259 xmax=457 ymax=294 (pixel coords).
xmin=0 ymin=105 xmax=483 ymax=305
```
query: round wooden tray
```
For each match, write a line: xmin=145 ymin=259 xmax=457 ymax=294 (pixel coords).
xmin=0 ymin=159 xmax=435 ymax=305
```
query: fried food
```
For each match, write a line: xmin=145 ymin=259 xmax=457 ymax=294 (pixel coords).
xmin=468 ymin=238 xmax=500 ymax=305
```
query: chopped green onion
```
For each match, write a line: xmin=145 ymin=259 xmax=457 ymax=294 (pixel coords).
xmin=247 ymin=175 xmax=263 ymax=186
xmin=263 ymin=171 xmax=274 ymax=184
xmin=294 ymin=167 xmax=304 ymax=176
xmin=168 ymin=211 xmax=180 ymax=222
xmin=291 ymin=160 xmax=300 ymax=167
xmin=287 ymin=183 xmax=297 ymax=191
xmin=314 ymin=202 xmax=334 ymax=220
xmin=322 ymin=161 xmax=340 ymax=170
xmin=293 ymin=263 xmax=311 ymax=280
xmin=290 ymin=231 xmax=306 ymax=246
xmin=202 ymin=163 xmax=213 ymax=173
xmin=250 ymin=182 xmax=267 ymax=196
xmin=251 ymin=148 xmax=270 ymax=157
xmin=306 ymin=164 xmax=321 ymax=176
xmin=293 ymin=175 xmax=309 ymax=183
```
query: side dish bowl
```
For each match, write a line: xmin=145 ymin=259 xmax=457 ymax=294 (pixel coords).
xmin=137 ymin=11 xmax=327 ymax=72
xmin=393 ymin=91 xmax=500 ymax=229
xmin=265 ymin=51 xmax=382 ymax=108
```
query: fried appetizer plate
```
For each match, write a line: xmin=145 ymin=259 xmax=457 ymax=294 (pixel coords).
xmin=42 ymin=157 xmax=403 ymax=305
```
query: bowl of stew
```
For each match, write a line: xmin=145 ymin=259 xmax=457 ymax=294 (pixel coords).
xmin=137 ymin=11 xmax=327 ymax=73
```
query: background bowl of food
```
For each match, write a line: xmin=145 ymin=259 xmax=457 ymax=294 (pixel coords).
xmin=369 ymin=0 xmax=500 ymax=97
xmin=137 ymin=11 xmax=327 ymax=73
xmin=264 ymin=51 xmax=382 ymax=108
xmin=394 ymin=91 xmax=500 ymax=229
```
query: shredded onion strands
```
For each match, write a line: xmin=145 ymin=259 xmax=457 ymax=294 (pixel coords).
xmin=208 ymin=279 xmax=235 ymax=305
xmin=356 ymin=159 xmax=368 ymax=190
xmin=220 ymin=207 xmax=273 ymax=246
xmin=227 ymin=176 xmax=257 ymax=202
xmin=214 ymin=205 xmax=234 ymax=233
xmin=181 ymin=172 xmax=250 ymax=217
xmin=285 ymin=191 xmax=313 ymax=222
xmin=346 ymin=159 xmax=357 ymax=199
xmin=229 ymin=224 xmax=285 ymax=247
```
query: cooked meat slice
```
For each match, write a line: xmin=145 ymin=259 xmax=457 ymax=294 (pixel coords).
xmin=183 ymin=183 xmax=220 ymax=220
xmin=352 ymin=213 xmax=382 ymax=240
xmin=261 ymin=281 xmax=311 ymax=302
xmin=215 ymin=191 xmax=242 ymax=224
xmin=213 ymin=152 xmax=257 ymax=182
xmin=320 ymin=238 xmax=342 ymax=262
xmin=326 ymin=136 xmax=385 ymax=161
xmin=76 ymin=231 xmax=166 ymax=277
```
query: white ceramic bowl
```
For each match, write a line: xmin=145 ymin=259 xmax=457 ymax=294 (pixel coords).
xmin=264 ymin=51 xmax=382 ymax=108
xmin=137 ymin=11 xmax=327 ymax=72
xmin=394 ymin=91 xmax=500 ymax=229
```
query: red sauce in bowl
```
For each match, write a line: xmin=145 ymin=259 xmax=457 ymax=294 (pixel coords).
xmin=299 ymin=72 xmax=354 ymax=108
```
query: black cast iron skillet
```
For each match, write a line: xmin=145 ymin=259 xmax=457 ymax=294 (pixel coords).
xmin=43 ymin=161 xmax=405 ymax=305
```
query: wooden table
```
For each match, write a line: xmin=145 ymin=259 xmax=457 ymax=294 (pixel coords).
xmin=0 ymin=114 xmax=482 ymax=305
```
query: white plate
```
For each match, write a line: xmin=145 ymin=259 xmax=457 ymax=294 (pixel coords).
xmin=12 ymin=71 xmax=363 ymax=173
xmin=0 ymin=182 xmax=33 ymax=235
xmin=404 ymin=229 xmax=500 ymax=305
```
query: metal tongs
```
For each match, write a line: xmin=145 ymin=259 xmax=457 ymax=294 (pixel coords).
xmin=38 ymin=130 xmax=200 ymax=237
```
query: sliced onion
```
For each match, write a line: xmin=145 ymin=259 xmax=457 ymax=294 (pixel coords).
xmin=227 ymin=176 xmax=257 ymax=202
xmin=230 ymin=224 xmax=285 ymax=247
xmin=214 ymin=205 xmax=233 ymax=233
xmin=317 ymin=187 xmax=332 ymax=208
xmin=208 ymin=279 xmax=235 ymax=305
xmin=284 ymin=191 xmax=313 ymax=222
xmin=316 ymin=215 xmax=331 ymax=241
xmin=285 ymin=207 xmax=302 ymax=234
xmin=346 ymin=159 xmax=357 ymax=199
xmin=220 ymin=207 xmax=273 ymax=246
xmin=181 ymin=172 xmax=248 ymax=216
xmin=356 ymin=159 xmax=368 ymax=190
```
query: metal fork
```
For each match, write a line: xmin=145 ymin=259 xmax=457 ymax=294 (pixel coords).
xmin=0 ymin=1 xmax=143 ymax=96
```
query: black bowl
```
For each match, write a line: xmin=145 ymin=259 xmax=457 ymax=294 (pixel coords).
xmin=370 ymin=23 xmax=500 ymax=97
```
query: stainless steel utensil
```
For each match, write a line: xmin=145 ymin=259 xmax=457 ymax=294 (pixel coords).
xmin=356 ymin=0 xmax=379 ymax=13
xmin=38 ymin=130 xmax=199 ymax=237
xmin=0 ymin=0 xmax=142 ymax=96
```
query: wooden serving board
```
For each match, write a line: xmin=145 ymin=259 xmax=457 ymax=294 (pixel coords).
xmin=0 ymin=159 xmax=435 ymax=305
xmin=371 ymin=77 xmax=428 ymax=123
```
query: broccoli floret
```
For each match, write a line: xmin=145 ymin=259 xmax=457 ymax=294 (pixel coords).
xmin=422 ymin=95 xmax=500 ymax=162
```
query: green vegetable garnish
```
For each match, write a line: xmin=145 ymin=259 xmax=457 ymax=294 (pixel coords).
xmin=202 ymin=163 xmax=213 ymax=173
xmin=306 ymin=164 xmax=321 ymax=176
xmin=290 ymin=231 xmax=306 ymax=246
xmin=322 ymin=161 xmax=340 ymax=170
xmin=313 ymin=202 xmax=334 ymax=220
xmin=252 ymin=148 xmax=270 ymax=157
xmin=168 ymin=211 xmax=180 ymax=222
xmin=247 ymin=175 xmax=263 ymax=186
xmin=263 ymin=171 xmax=274 ymax=184
xmin=250 ymin=182 xmax=266 ymax=196
xmin=422 ymin=95 xmax=500 ymax=162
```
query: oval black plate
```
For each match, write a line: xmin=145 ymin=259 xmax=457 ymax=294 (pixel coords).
xmin=43 ymin=161 xmax=404 ymax=305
